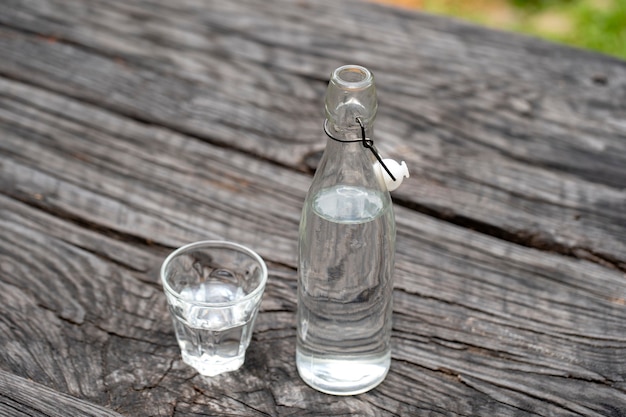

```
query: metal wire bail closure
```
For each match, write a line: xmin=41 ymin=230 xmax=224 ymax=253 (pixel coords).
xmin=323 ymin=117 xmax=397 ymax=182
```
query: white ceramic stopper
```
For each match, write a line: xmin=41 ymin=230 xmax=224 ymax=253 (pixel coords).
xmin=375 ymin=159 xmax=409 ymax=191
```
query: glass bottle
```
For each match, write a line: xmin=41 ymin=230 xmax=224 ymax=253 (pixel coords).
xmin=296 ymin=65 xmax=397 ymax=395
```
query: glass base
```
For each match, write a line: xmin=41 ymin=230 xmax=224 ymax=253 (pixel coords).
xmin=182 ymin=351 xmax=245 ymax=377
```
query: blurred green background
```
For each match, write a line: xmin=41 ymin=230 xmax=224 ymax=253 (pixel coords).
xmin=374 ymin=0 xmax=626 ymax=59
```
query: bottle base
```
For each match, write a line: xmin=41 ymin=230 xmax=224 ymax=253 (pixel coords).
xmin=296 ymin=349 xmax=391 ymax=396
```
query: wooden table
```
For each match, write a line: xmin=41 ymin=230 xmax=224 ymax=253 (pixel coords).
xmin=1 ymin=0 xmax=625 ymax=415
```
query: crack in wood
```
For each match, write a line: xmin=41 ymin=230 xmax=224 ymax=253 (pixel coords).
xmin=4 ymin=189 xmax=170 ymax=253
xmin=394 ymin=196 xmax=626 ymax=273
xmin=458 ymin=374 xmax=600 ymax=417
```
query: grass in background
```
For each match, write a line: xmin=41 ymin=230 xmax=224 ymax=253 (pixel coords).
xmin=374 ymin=0 xmax=626 ymax=59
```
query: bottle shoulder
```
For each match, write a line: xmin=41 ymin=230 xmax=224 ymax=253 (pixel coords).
xmin=308 ymin=145 xmax=389 ymax=194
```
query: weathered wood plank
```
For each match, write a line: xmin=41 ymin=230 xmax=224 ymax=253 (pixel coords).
xmin=3 ymin=180 xmax=625 ymax=416
xmin=1 ymin=73 xmax=625 ymax=415
xmin=0 ymin=370 xmax=125 ymax=417
xmin=0 ymin=0 xmax=624 ymax=271
xmin=1 ymin=0 xmax=626 ymax=415
xmin=0 ymin=78 xmax=306 ymax=265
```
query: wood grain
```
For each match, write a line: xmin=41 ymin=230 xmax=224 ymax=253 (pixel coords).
xmin=1 ymin=0 xmax=624 ymax=272
xmin=0 ymin=370 xmax=125 ymax=417
xmin=1 ymin=0 xmax=625 ymax=416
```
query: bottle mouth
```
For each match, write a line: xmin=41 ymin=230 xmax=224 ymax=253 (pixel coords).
xmin=332 ymin=65 xmax=373 ymax=90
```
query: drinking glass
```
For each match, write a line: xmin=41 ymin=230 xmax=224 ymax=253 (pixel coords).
xmin=161 ymin=240 xmax=268 ymax=377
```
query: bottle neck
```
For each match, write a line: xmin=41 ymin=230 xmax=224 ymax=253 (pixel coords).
xmin=313 ymin=132 xmax=379 ymax=191
xmin=323 ymin=134 xmax=364 ymax=156
xmin=312 ymin=64 xmax=386 ymax=191
xmin=325 ymin=119 xmax=374 ymax=143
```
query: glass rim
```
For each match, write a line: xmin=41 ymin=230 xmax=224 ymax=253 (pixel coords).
xmin=160 ymin=240 xmax=268 ymax=308
xmin=331 ymin=64 xmax=373 ymax=90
